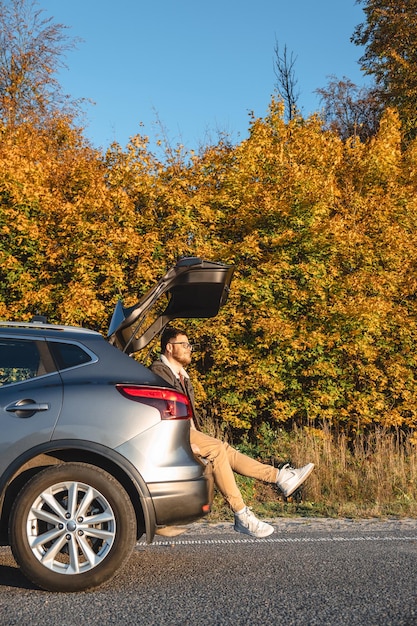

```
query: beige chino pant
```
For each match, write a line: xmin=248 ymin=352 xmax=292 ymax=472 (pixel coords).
xmin=190 ymin=429 xmax=279 ymax=513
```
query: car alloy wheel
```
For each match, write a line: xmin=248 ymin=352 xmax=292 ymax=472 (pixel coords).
xmin=9 ymin=462 xmax=136 ymax=592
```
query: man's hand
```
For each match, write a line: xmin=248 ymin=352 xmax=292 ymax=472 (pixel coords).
xmin=191 ymin=443 xmax=201 ymax=455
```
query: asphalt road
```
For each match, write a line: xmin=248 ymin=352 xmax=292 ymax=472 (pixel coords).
xmin=1 ymin=518 xmax=416 ymax=626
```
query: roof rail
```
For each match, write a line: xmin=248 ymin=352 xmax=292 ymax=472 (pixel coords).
xmin=0 ymin=321 xmax=95 ymax=333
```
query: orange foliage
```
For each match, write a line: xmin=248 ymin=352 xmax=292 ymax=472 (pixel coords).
xmin=2 ymin=102 xmax=417 ymax=436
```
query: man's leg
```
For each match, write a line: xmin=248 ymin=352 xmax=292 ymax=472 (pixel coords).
xmin=192 ymin=431 xmax=314 ymax=498
xmin=191 ymin=430 xmax=246 ymax=512
xmin=191 ymin=430 xmax=275 ymax=538
xmin=224 ymin=443 xmax=278 ymax=483
xmin=224 ymin=441 xmax=314 ymax=497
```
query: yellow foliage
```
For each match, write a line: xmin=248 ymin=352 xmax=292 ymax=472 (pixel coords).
xmin=2 ymin=102 xmax=417 ymax=439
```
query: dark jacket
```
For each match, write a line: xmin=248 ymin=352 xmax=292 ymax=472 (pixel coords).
xmin=150 ymin=360 xmax=202 ymax=430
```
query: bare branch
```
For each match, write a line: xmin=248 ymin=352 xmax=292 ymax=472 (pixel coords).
xmin=0 ymin=0 xmax=81 ymax=125
xmin=273 ymin=39 xmax=300 ymax=121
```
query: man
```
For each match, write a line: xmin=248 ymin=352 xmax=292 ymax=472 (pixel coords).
xmin=151 ymin=327 xmax=314 ymax=539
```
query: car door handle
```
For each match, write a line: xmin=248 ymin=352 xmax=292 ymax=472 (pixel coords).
xmin=5 ymin=399 xmax=50 ymax=418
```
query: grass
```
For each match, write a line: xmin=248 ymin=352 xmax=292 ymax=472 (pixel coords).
xmin=205 ymin=424 xmax=417 ymax=522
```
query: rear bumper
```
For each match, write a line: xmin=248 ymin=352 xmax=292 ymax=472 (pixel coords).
xmin=148 ymin=473 xmax=213 ymax=526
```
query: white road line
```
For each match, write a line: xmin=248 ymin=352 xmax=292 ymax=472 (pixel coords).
xmin=138 ymin=535 xmax=417 ymax=547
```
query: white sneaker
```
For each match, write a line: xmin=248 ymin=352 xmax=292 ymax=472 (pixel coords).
xmin=234 ymin=507 xmax=274 ymax=538
xmin=276 ymin=463 xmax=315 ymax=497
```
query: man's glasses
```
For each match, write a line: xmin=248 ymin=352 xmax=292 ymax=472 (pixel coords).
xmin=168 ymin=342 xmax=193 ymax=351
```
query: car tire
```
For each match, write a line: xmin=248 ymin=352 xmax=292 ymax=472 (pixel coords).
xmin=9 ymin=462 xmax=137 ymax=592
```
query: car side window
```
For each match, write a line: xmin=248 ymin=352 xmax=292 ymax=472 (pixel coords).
xmin=48 ymin=342 xmax=92 ymax=370
xmin=0 ymin=339 xmax=55 ymax=386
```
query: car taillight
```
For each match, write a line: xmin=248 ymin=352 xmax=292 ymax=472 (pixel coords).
xmin=116 ymin=385 xmax=192 ymax=420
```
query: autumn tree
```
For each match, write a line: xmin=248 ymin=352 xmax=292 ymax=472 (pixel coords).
xmin=154 ymin=102 xmax=417 ymax=438
xmin=84 ymin=102 xmax=417 ymax=438
xmin=352 ymin=0 xmax=417 ymax=141
xmin=0 ymin=1 xmax=140 ymax=328
xmin=2 ymin=93 xmax=417 ymax=439
xmin=0 ymin=119 xmax=149 ymax=328
xmin=0 ymin=0 xmax=79 ymax=126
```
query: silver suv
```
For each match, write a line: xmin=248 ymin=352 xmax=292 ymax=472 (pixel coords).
xmin=0 ymin=258 xmax=234 ymax=592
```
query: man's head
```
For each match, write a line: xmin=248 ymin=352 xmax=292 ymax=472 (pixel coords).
xmin=160 ymin=326 xmax=193 ymax=368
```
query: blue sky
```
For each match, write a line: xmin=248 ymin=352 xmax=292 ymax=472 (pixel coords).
xmin=39 ymin=0 xmax=367 ymax=152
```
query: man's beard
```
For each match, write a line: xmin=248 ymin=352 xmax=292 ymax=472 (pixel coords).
xmin=177 ymin=354 xmax=192 ymax=367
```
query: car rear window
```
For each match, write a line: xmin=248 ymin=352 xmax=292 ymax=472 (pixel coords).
xmin=49 ymin=342 xmax=93 ymax=370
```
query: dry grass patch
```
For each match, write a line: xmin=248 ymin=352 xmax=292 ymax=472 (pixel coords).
xmin=207 ymin=425 xmax=417 ymax=520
